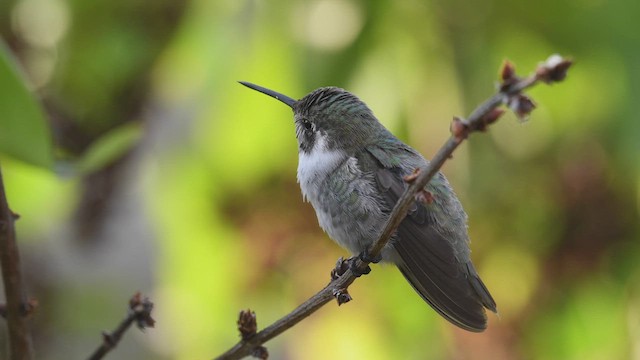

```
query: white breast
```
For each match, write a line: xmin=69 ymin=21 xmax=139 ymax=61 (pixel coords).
xmin=297 ymin=134 xmax=346 ymax=202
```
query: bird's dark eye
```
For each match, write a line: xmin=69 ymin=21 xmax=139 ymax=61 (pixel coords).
xmin=302 ymin=120 xmax=313 ymax=131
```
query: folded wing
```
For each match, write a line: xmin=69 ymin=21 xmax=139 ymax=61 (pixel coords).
xmin=370 ymin=148 xmax=497 ymax=332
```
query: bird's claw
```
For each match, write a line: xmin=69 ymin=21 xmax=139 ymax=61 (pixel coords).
xmin=330 ymin=256 xmax=372 ymax=279
xmin=349 ymin=256 xmax=371 ymax=277
xmin=359 ymin=249 xmax=382 ymax=264
xmin=330 ymin=258 xmax=354 ymax=304
xmin=330 ymin=257 xmax=350 ymax=280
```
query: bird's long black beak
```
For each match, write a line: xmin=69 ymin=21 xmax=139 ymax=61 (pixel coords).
xmin=238 ymin=81 xmax=296 ymax=108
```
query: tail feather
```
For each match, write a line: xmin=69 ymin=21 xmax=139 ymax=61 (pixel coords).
xmin=467 ymin=262 xmax=497 ymax=313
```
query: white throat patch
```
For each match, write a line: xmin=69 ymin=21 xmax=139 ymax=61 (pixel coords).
xmin=297 ymin=134 xmax=346 ymax=201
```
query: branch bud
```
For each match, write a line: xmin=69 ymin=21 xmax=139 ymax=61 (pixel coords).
xmin=450 ymin=116 xmax=468 ymax=141
xmin=252 ymin=346 xmax=269 ymax=360
xmin=130 ymin=292 xmax=155 ymax=329
xmin=507 ymin=94 xmax=536 ymax=121
xmin=332 ymin=288 xmax=352 ymax=305
xmin=500 ymin=60 xmax=516 ymax=82
xmin=238 ymin=309 xmax=258 ymax=340
xmin=403 ymin=168 xmax=421 ymax=183
xmin=536 ymin=54 xmax=573 ymax=83
xmin=416 ymin=190 xmax=435 ymax=205
xmin=475 ymin=108 xmax=506 ymax=131
xmin=484 ymin=108 xmax=506 ymax=124
xmin=499 ymin=59 xmax=521 ymax=91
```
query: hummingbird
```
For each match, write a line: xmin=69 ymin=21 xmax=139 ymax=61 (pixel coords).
xmin=239 ymin=81 xmax=497 ymax=332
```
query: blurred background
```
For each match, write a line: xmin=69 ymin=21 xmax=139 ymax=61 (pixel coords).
xmin=0 ymin=0 xmax=639 ymax=359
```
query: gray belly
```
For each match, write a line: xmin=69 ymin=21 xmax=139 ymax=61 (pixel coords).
xmin=300 ymin=156 xmax=392 ymax=258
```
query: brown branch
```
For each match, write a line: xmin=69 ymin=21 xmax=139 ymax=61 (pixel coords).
xmin=215 ymin=55 xmax=573 ymax=360
xmin=87 ymin=292 xmax=155 ymax=360
xmin=0 ymin=165 xmax=35 ymax=359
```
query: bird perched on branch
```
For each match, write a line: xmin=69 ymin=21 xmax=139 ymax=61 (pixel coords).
xmin=240 ymin=81 xmax=497 ymax=332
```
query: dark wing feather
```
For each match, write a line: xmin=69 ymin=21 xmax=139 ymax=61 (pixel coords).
xmin=374 ymin=165 xmax=497 ymax=332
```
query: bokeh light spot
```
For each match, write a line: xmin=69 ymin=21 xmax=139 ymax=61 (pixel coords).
xmin=292 ymin=0 xmax=363 ymax=51
xmin=12 ymin=0 xmax=70 ymax=48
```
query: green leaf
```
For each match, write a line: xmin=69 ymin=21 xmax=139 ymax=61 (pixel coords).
xmin=76 ymin=122 xmax=142 ymax=174
xmin=0 ymin=42 xmax=53 ymax=168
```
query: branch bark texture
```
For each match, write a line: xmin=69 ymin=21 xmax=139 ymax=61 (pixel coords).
xmin=0 ymin=166 xmax=34 ymax=360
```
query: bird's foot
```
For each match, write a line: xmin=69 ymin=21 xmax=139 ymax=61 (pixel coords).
xmin=329 ymin=257 xmax=354 ymax=305
xmin=330 ymin=256 xmax=372 ymax=279
xmin=359 ymin=248 xmax=382 ymax=264
xmin=347 ymin=249 xmax=382 ymax=277
xmin=330 ymin=257 xmax=350 ymax=280
xmin=349 ymin=256 xmax=371 ymax=277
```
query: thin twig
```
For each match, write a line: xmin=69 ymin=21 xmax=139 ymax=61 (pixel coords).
xmin=87 ymin=292 xmax=155 ymax=360
xmin=215 ymin=55 xmax=572 ymax=360
xmin=0 ymin=165 xmax=35 ymax=359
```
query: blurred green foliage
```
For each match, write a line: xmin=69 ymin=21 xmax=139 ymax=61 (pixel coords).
xmin=0 ymin=43 xmax=52 ymax=167
xmin=0 ymin=0 xmax=639 ymax=359
xmin=76 ymin=122 xmax=142 ymax=174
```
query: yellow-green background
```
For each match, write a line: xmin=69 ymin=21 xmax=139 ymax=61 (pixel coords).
xmin=1 ymin=0 xmax=639 ymax=359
